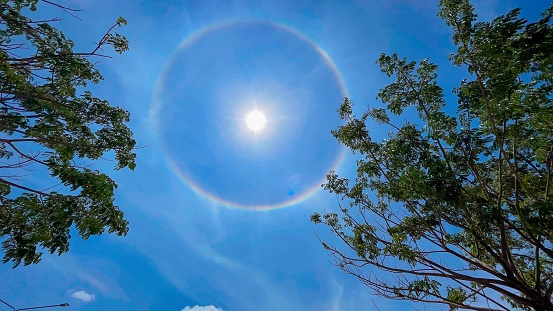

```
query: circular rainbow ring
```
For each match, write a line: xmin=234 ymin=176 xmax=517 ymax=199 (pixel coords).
xmin=151 ymin=20 xmax=348 ymax=211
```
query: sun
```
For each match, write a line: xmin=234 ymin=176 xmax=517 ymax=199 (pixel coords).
xmin=246 ymin=110 xmax=266 ymax=131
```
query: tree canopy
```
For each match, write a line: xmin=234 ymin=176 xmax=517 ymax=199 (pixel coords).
xmin=312 ymin=0 xmax=553 ymax=310
xmin=0 ymin=0 xmax=136 ymax=267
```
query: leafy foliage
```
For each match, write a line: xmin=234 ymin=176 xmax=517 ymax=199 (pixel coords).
xmin=313 ymin=1 xmax=553 ymax=310
xmin=0 ymin=0 xmax=135 ymax=267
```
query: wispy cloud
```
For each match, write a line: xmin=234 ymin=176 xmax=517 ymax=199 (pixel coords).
xmin=71 ymin=290 xmax=95 ymax=302
xmin=181 ymin=306 xmax=225 ymax=311
xmin=46 ymin=254 xmax=129 ymax=301
xmin=329 ymin=279 xmax=344 ymax=311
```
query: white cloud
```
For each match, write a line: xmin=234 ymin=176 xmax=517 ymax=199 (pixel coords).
xmin=181 ymin=306 xmax=225 ymax=311
xmin=71 ymin=290 xmax=96 ymax=302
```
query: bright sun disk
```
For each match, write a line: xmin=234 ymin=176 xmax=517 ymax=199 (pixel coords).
xmin=246 ymin=111 xmax=266 ymax=131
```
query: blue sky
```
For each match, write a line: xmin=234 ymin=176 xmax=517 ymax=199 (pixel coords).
xmin=0 ymin=0 xmax=550 ymax=310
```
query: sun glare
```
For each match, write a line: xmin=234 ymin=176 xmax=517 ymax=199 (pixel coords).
xmin=246 ymin=110 xmax=266 ymax=131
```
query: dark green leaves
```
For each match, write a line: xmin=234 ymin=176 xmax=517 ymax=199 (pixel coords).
xmin=0 ymin=0 xmax=135 ymax=267
xmin=314 ymin=1 xmax=553 ymax=310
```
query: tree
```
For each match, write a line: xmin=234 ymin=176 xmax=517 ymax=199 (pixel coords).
xmin=0 ymin=0 xmax=136 ymax=267
xmin=312 ymin=0 xmax=553 ymax=310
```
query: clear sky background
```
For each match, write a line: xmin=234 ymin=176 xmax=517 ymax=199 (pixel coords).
xmin=0 ymin=0 xmax=550 ymax=310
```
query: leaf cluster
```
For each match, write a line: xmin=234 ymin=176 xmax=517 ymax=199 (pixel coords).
xmin=0 ymin=0 xmax=135 ymax=267
xmin=314 ymin=1 xmax=553 ymax=310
